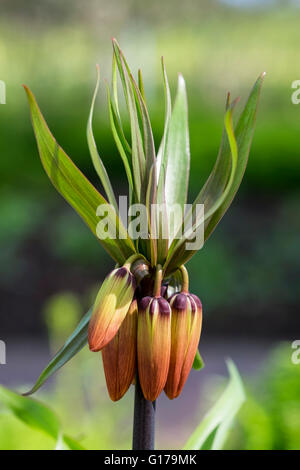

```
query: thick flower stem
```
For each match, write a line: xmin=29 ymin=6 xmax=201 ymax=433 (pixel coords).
xmin=132 ymin=373 xmax=156 ymax=450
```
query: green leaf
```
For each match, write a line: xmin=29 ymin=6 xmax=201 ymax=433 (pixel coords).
xmin=87 ymin=64 xmax=118 ymax=211
xmin=159 ymin=73 xmax=190 ymax=240
xmin=106 ymin=83 xmax=134 ymax=195
xmin=130 ymin=70 xmax=156 ymax=204
xmin=0 ymin=385 xmax=60 ymax=440
xmin=156 ymin=57 xmax=172 ymax=191
xmin=61 ymin=434 xmax=85 ymax=450
xmin=204 ymin=73 xmax=265 ymax=240
xmin=155 ymin=165 xmax=169 ymax=265
xmin=184 ymin=360 xmax=245 ymax=450
xmin=112 ymin=40 xmax=146 ymax=202
xmin=23 ymin=308 xmax=92 ymax=396
xmin=0 ymin=385 xmax=85 ymax=450
xmin=164 ymin=100 xmax=238 ymax=275
xmin=138 ymin=69 xmax=146 ymax=103
xmin=165 ymin=74 xmax=264 ymax=275
xmin=193 ymin=350 xmax=205 ymax=370
xmin=24 ymin=85 xmax=136 ymax=264
xmin=145 ymin=163 xmax=158 ymax=265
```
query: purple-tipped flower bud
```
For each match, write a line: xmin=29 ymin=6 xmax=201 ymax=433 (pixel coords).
xmin=88 ymin=266 xmax=136 ymax=352
xmin=137 ymin=296 xmax=171 ymax=401
xmin=164 ymin=292 xmax=202 ymax=399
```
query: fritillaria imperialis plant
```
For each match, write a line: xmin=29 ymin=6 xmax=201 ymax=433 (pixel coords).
xmin=23 ymin=39 xmax=264 ymax=449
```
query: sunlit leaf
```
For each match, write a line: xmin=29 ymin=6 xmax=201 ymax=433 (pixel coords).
xmin=184 ymin=360 xmax=245 ymax=450
xmin=0 ymin=385 xmax=85 ymax=450
xmin=204 ymin=73 xmax=265 ymax=239
xmin=112 ymin=40 xmax=146 ymax=202
xmin=156 ymin=57 xmax=172 ymax=187
xmin=130 ymin=69 xmax=156 ymax=203
xmin=160 ymin=73 xmax=190 ymax=240
xmin=23 ymin=309 xmax=92 ymax=396
xmin=165 ymin=100 xmax=238 ymax=274
xmin=0 ymin=385 xmax=60 ymax=439
xmin=87 ymin=64 xmax=118 ymax=211
xmin=24 ymin=85 xmax=136 ymax=264
xmin=106 ymin=83 xmax=134 ymax=196
xmin=138 ymin=69 xmax=146 ymax=103
xmin=61 ymin=434 xmax=85 ymax=450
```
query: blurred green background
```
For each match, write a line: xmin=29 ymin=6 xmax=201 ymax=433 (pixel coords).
xmin=0 ymin=0 xmax=300 ymax=450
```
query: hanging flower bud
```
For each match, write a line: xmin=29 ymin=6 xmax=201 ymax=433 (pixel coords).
xmin=88 ymin=266 xmax=136 ymax=352
xmin=137 ymin=295 xmax=171 ymax=401
xmin=164 ymin=292 xmax=202 ymax=399
xmin=102 ymin=298 xmax=138 ymax=401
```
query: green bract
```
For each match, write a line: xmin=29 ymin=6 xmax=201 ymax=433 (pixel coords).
xmin=24 ymin=39 xmax=264 ymax=395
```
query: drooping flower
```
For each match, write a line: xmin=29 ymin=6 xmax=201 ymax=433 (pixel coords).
xmin=165 ymin=292 xmax=202 ymax=399
xmin=163 ymin=266 xmax=202 ymax=399
xmin=102 ymin=297 xmax=138 ymax=401
xmin=137 ymin=294 xmax=171 ymax=401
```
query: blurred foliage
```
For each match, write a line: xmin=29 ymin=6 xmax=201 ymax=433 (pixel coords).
xmin=0 ymin=291 xmax=133 ymax=450
xmin=228 ymin=343 xmax=300 ymax=450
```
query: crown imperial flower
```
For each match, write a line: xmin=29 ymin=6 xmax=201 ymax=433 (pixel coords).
xmin=24 ymin=38 xmax=264 ymax=412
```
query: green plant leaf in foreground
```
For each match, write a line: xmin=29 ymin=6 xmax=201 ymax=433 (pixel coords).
xmin=184 ymin=360 xmax=245 ymax=450
xmin=0 ymin=385 xmax=84 ymax=450
xmin=24 ymin=85 xmax=136 ymax=265
xmin=23 ymin=308 xmax=92 ymax=396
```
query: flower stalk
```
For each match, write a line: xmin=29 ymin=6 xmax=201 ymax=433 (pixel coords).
xmin=132 ymin=373 xmax=156 ymax=450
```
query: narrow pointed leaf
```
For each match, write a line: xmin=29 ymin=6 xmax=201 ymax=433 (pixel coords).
xmin=23 ymin=308 xmax=92 ymax=396
xmin=145 ymin=163 xmax=157 ymax=265
xmin=194 ymin=92 xmax=232 ymax=220
xmin=106 ymin=84 xmax=134 ymax=193
xmin=130 ymin=69 xmax=156 ymax=199
xmin=165 ymin=101 xmax=238 ymax=274
xmin=138 ymin=69 xmax=146 ymax=103
xmin=87 ymin=64 xmax=118 ymax=211
xmin=112 ymin=40 xmax=146 ymax=202
xmin=161 ymin=74 xmax=190 ymax=239
xmin=204 ymin=73 xmax=265 ymax=240
xmin=24 ymin=86 xmax=136 ymax=264
xmin=156 ymin=165 xmax=169 ymax=265
xmin=184 ymin=360 xmax=245 ymax=450
xmin=156 ymin=57 xmax=172 ymax=186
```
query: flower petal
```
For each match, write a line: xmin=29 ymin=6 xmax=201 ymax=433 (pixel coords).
xmin=102 ymin=299 xmax=137 ymax=401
